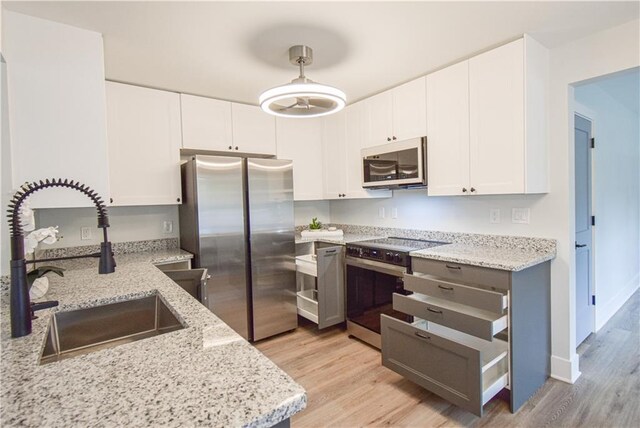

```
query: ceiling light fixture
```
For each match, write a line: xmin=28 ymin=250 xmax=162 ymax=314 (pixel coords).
xmin=259 ymin=45 xmax=346 ymax=118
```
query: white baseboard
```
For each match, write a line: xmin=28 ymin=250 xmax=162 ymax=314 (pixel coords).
xmin=550 ymin=353 xmax=581 ymax=384
xmin=595 ymin=273 xmax=639 ymax=331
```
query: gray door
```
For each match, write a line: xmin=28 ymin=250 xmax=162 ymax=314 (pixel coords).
xmin=247 ymin=158 xmax=297 ymax=341
xmin=574 ymin=114 xmax=594 ymax=346
xmin=317 ymin=246 xmax=346 ymax=329
xmin=195 ymin=156 xmax=249 ymax=339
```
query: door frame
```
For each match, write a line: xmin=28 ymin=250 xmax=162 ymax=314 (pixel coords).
xmin=573 ymin=106 xmax=597 ymax=343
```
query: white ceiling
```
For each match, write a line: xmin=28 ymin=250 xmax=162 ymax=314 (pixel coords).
xmin=4 ymin=1 xmax=639 ymax=105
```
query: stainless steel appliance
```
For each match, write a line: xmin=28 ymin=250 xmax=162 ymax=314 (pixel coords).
xmin=179 ymin=155 xmax=297 ymax=341
xmin=345 ymin=237 xmax=447 ymax=348
xmin=361 ymin=137 xmax=427 ymax=189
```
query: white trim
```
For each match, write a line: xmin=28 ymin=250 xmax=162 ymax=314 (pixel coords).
xmin=550 ymin=353 xmax=581 ymax=384
xmin=595 ymin=274 xmax=640 ymax=331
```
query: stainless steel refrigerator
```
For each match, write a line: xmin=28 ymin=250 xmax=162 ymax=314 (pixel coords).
xmin=179 ymin=155 xmax=297 ymax=341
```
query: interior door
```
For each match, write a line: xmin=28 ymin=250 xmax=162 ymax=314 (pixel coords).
xmin=574 ymin=114 xmax=594 ymax=346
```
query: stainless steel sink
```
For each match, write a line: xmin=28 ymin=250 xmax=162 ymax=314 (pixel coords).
xmin=40 ymin=294 xmax=184 ymax=365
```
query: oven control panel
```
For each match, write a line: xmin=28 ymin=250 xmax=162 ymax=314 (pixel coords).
xmin=346 ymin=245 xmax=409 ymax=267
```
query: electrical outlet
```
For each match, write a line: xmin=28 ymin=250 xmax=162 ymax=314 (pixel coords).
xmin=512 ymin=208 xmax=530 ymax=224
xmin=80 ymin=227 xmax=92 ymax=240
xmin=391 ymin=207 xmax=398 ymax=219
xmin=489 ymin=208 xmax=501 ymax=224
xmin=163 ymin=221 xmax=173 ymax=234
xmin=378 ymin=207 xmax=385 ymax=219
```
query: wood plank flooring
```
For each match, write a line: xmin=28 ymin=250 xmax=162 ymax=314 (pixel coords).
xmin=255 ymin=291 xmax=639 ymax=427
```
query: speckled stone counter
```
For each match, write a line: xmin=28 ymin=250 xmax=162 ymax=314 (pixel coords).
xmin=410 ymin=243 xmax=555 ymax=271
xmin=0 ymin=250 xmax=306 ymax=427
xmin=294 ymin=233 xmax=381 ymax=245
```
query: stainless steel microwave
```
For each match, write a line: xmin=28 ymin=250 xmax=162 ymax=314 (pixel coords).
xmin=361 ymin=137 xmax=427 ymax=189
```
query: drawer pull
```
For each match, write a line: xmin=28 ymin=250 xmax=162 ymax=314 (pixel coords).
xmin=427 ymin=307 xmax=443 ymax=314
xmin=414 ymin=331 xmax=431 ymax=340
xmin=445 ymin=264 xmax=461 ymax=270
xmin=438 ymin=285 xmax=454 ymax=291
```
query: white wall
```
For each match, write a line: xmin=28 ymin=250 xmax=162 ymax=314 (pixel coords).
xmin=294 ymin=200 xmax=331 ymax=228
xmin=331 ymin=19 xmax=640 ymax=383
xmin=575 ymin=75 xmax=640 ymax=331
xmin=35 ymin=205 xmax=179 ymax=249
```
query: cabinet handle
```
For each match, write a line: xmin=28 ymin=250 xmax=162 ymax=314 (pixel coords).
xmin=445 ymin=264 xmax=461 ymax=270
xmin=235 ymin=146 xmax=239 ymax=150
xmin=437 ymin=285 xmax=454 ymax=291
xmin=414 ymin=331 xmax=431 ymax=340
xmin=462 ymin=188 xmax=467 ymax=193
xmin=228 ymin=146 xmax=232 ymax=150
xmin=427 ymin=307 xmax=443 ymax=314
xmin=470 ymin=187 xmax=476 ymax=193
xmin=110 ymin=198 xmax=113 ymax=203
xmin=387 ymin=137 xmax=391 ymax=142
xmin=177 ymin=198 xmax=181 ymax=203
xmin=392 ymin=136 xmax=397 ymax=140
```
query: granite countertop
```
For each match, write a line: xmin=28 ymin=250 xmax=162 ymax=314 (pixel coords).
xmin=294 ymin=233 xmax=382 ymax=245
xmin=0 ymin=249 xmax=306 ymax=427
xmin=410 ymin=242 xmax=556 ymax=272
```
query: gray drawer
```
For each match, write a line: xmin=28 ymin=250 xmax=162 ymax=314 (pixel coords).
xmin=381 ymin=315 xmax=508 ymax=417
xmin=404 ymin=273 xmax=508 ymax=313
xmin=393 ymin=293 xmax=507 ymax=340
xmin=411 ymin=258 xmax=510 ymax=291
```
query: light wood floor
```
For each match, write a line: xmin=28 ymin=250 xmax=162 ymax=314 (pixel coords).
xmin=255 ymin=291 xmax=639 ymax=427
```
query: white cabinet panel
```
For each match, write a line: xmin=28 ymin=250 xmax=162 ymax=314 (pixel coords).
xmin=276 ymin=117 xmax=324 ymax=201
xmin=469 ymin=39 xmax=525 ymax=195
xmin=180 ymin=93 xmax=233 ymax=151
xmin=4 ymin=11 xmax=110 ymax=208
xmin=427 ymin=62 xmax=470 ymax=196
xmin=393 ymin=77 xmax=427 ymax=141
xmin=364 ymin=91 xmax=393 ymax=148
xmin=106 ymin=82 xmax=182 ymax=206
xmin=231 ymin=103 xmax=276 ymax=155
xmin=322 ymin=111 xmax=347 ymax=199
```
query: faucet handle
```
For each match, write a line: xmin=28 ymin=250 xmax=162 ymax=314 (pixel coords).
xmin=31 ymin=300 xmax=59 ymax=320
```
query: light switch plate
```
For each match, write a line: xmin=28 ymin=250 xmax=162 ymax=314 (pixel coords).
xmin=80 ymin=227 xmax=92 ymax=240
xmin=391 ymin=207 xmax=398 ymax=219
xmin=163 ymin=221 xmax=173 ymax=234
xmin=512 ymin=208 xmax=530 ymax=224
xmin=489 ymin=208 xmax=501 ymax=224
xmin=378 ymin=207 xmax=385 ymax=219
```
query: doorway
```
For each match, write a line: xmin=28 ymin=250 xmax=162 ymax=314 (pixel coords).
xmin=574 ymin=114 xmax=594 ymax=346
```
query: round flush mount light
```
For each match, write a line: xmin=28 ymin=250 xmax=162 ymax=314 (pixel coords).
xmin=259 ymin=45 xmax=346 ymax=118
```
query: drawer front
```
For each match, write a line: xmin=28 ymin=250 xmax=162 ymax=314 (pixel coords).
xmin=381 ymin=315 xmax=484 ymax=416
xmin=404 ymin=273 xmax=507 ymax=313
xmin=411 ymin=258 xmax=510 ymax=291
xmin=393 ymin=293 xmax=507 ymax=340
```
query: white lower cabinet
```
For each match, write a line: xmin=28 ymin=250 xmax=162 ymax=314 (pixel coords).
xmin=106 ymin=82 xmax=183 ymax=206
xmin=382 ymin=258 xmax=552 ymax=417
xmin=295 ymin=245 xmax=345 ymax=329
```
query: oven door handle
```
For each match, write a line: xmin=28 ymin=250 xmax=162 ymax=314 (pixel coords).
xmin=346 ymin=256 xmax=407 ymax=277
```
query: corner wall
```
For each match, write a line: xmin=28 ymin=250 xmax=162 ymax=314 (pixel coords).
xmin=330 ymin=19 xmax=640 ymax=383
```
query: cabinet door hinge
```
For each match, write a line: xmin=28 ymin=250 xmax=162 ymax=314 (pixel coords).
xmin=591 ymin=137 xmax=595 ymax=149
xmin=592 ymin=295 xmax=596 ymax=305
xmin=591 ymin=216 xmax=596 ymax=226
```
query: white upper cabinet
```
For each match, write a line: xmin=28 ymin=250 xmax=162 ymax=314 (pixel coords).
xmin=392 ymin=77 xmax=428 ymax=142
xmin=276 ymin=117 xmax=324 ymax=201
xmin=180 ymin=94 xmax=233 ymax=151
xmin=106 ymin=82 xmax=182 ymax=206
xmin=469 ymin=39 xmax=525 ymax=195
xmin=4 ymin=11 xmax=110 ymax=208
xmin=426 ymin=61 xmax=471 ymax=196
xmin=426 ymin=36 xmax=549 ymax=196
xmin=322 ymin=111 xmax=348 ymax=199
xmin=363 ymin=77 xmax=427 ymax=148
xmin=231 ymin=103 xmax=276 ymax=155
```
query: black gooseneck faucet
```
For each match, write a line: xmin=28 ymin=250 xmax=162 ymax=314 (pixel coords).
xmin=7 ymin=179 xmax=116 ymax=338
